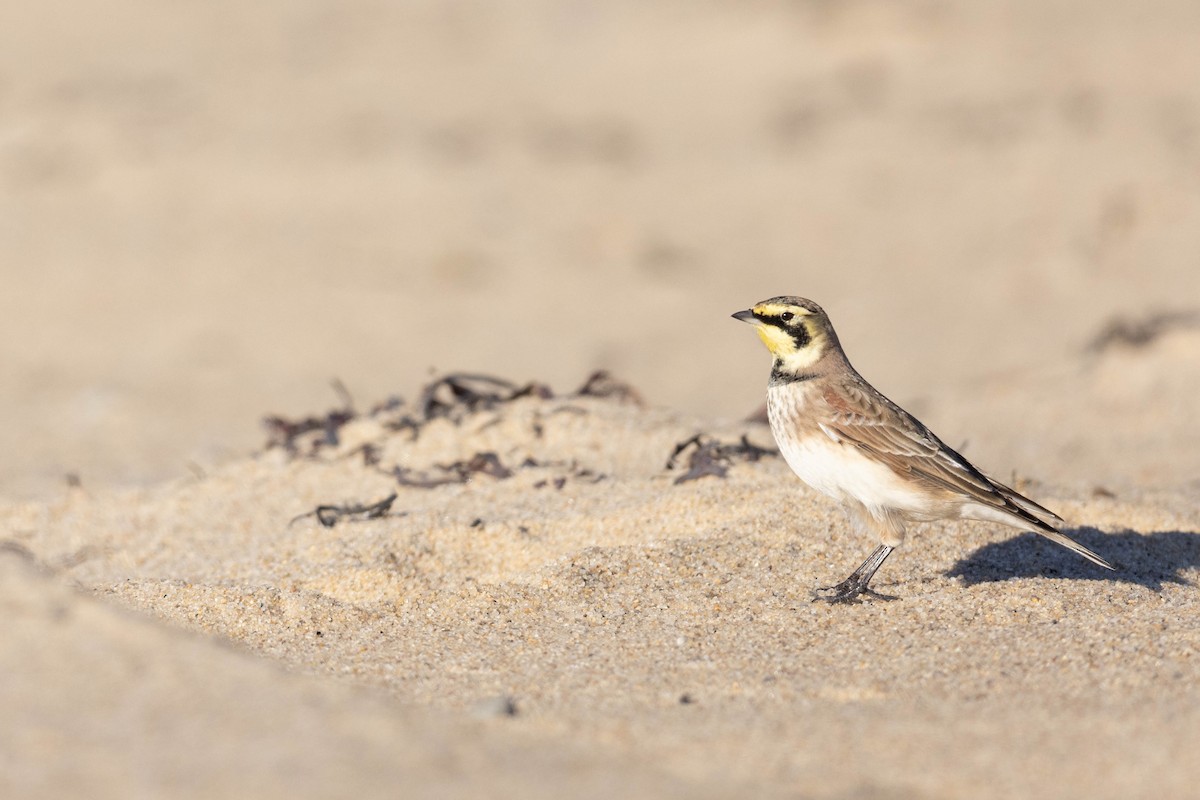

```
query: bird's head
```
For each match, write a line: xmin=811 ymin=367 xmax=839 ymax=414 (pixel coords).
xmin=732 ymin=296 xmax=840 ymax=374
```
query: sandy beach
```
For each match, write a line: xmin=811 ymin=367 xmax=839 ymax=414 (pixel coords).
xmin=3 ymin=2 xmax=1200 ymax=797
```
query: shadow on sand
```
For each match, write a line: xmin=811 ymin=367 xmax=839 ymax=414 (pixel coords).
xmin=946 ymin=528 xmax=1200 ymax=591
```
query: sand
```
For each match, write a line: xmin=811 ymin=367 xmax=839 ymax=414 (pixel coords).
xmin=3 ymin=1 xmax=1200 ymax=798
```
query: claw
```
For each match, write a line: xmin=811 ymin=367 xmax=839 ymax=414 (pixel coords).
xmin=811 ymin=544 xmax=898 ymax=604
xmin=812 ymin=584 xmax=898 ymax=604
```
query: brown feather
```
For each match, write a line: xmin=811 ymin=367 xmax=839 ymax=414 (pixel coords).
xmin=821 ymin=375 xmax=1087 ymax=534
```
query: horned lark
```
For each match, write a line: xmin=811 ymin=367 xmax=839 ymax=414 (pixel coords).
xmin=733 ymin=296 xmax=1112 ymax=603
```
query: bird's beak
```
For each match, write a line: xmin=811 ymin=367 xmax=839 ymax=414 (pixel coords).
xmin=732 ymin=309 xmax=758 ymax=324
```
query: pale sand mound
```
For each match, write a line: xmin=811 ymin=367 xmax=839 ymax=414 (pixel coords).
xmin=0 ymin=545 xmax=737 ymax=800
xmin=4 ymin=331 xmax=1199 ymax=798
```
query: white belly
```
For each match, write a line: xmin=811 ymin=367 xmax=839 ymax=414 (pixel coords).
xmin=767 ymin=384 xmax=927 ymax=515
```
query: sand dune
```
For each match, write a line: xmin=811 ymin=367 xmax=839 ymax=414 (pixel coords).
xmin=6 ymin=334 xmax=1200 ymax=797
xmin=3 ymin=1 xmax=1200 ymax=797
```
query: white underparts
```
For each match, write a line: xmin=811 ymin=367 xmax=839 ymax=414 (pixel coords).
xmin=767 ymin=384 xmax=933 ymax=547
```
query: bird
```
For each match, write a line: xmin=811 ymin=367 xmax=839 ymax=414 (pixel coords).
xmin=732 ymin=296 xmax=1112 ymax=603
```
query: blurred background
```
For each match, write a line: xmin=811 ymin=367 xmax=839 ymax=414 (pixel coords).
xmin=2 ymin=0 xmax=1198 ymax=498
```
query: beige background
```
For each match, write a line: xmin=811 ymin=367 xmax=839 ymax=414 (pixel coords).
xmin=3 ymin=0 xmax=1198 ymax=498
xmin=2 ymin=2 xmax=1200 ymax=798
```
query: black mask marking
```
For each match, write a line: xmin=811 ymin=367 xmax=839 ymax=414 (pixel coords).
xmin=753 ymin=310 xmax=812 ymax=351
xmin=789 ymin=321 xmax=810 ymax=350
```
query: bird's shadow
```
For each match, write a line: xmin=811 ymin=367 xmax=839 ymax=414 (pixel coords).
xmin=946 ymin=528 xmax=1200 ymax=591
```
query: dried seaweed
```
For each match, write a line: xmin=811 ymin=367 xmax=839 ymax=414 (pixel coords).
xmin=342 ymin=443 xmax=382 ymax=467
xmin=267 ymin=371 xmax=642 ymax=455
xmin=387 ymin=452 xmax=605 ymax=491
xmin=1086 ymin=309 xmax=1200 ymax=352
xmin=371 ymin=373 xmax=556 ymax=441
xmin=265 ymin=372 xmax=633 ymax=520
xmin=418 ymin=373 xmax=553 ymax=422
xmin=391 ymin=452 xmax=514 ymax=488
xmin=263 ymin=380 xmax=357 ymax=456
xmin=290 ymin=492 xmax=400 ymax=528
xmin=666 ymin=434 xmax=777 ymax=484
xmin=262 ymin=370 xmax=650 ymax=531
xmin=263 ymin=409 xmax=355 ymax=455
xmin=524 ymin=456 xmax=606 ymax=489
xmin=574 ymin=370 xmax=643 ymax=404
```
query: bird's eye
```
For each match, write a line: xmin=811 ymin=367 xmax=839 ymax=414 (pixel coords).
xmin=780 ymin=311 xmax=794 ymax=322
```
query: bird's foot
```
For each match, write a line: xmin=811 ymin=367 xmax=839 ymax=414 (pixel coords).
xmin=811 ymin=544 xmax=899 ymax=603
xmin=812 ymin=579 xmax=898 ymax=604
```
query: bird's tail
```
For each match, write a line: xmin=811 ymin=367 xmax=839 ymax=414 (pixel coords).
xmin=1028 ymin=525 xmax=1113 ymax=570
xmin=988 ymin=482 xmax=1113 ymax=571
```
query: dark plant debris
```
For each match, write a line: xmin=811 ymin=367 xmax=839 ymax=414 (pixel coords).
xmin=265 ymin=372 xmax=627 ymax=524
xmin=419 ymin=373 xmax=553 ymax=423
xmin=666 ymin=434 xmax=777 ymax=484
xmin=574 ymin=370 xmax=644 ymax=405
xmin=525 ymin=456 xmax=606 ymax=487
xmin=368 ymin=395 xmax=405 ymax=416
xmin=342 ymin=443 xmax=382 ymax=467
xmin=265 ymin=371 xmax=645 ymax=457
xmin=263 ymin=408 xmax=355 ymax=455
xmin=263 ymin=379 xmax=357 ymax=456
xmin=1086 ymin=309 xmax=1200 ymax=353
xmin=389 ymin=452 xmax=605 ymax=490
xmin=290 ymin=492 xmax=400 ymax=528
xmin=380 ymin=373 xmax=554 ymax=439
xmin=329 ymin=378 xmax=356 ymax=412
xmin=391 ymin=452 xmax=513 ymax=488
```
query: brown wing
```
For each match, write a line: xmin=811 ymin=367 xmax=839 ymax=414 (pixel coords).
xmin=815 ymin=374 xmax=1111 ymax=570
xmin=816 ymin=376 xmax=1062 ymax=529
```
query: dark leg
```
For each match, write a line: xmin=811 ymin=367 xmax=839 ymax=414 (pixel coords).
xmin=813 ymin=544 xmax=897 ymax=603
